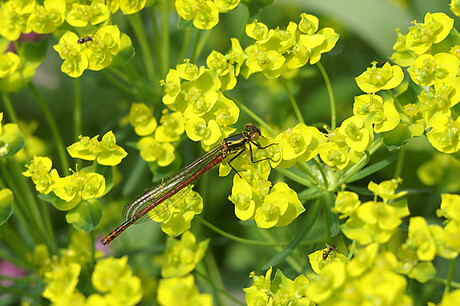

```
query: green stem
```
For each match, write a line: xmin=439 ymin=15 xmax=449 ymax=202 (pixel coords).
xmin=191 ymin=30 xmax=202 ymax=62
xmin=0 ymin=162 xmax=40 ymax=243
xmin=102 ymin=70 xmax=138 ymax=97
xmin=194 ymin=270 xmax=245 ymax=305
xmin=160 ymin=0 xmax=170 ymax=77
xmin=394 ymin=144 xmax=405 ymax=179
xmin=312 ymin=157 xmax=328 ymax=190
xmin=128 ymin=13 xmax=156 ymax=83
xmin=259 ymin=230 xmax=303 ymax=273
xmin=197 ymin=216 xmax=287 ymax=247
xmin=282 ymin=80 xmax=305 ymax=124
xmin=225 ymin=93 xmax=277 ymax=136
xmin=445 ymin=259 xmax=456 ymax=294
xmin=194 ymin=30 xmax=211 ymax=62
xmin=74 ymin=77 xmax=82 ymax=141
xmin=316 ymin=62 xmax=336 ymax=130
xmin=274 ymin=167 xmax=313 ymax=187
xmin=177 ymin=28 xmax=193 ymax=63
xmin=10 ymin=160 xmax=54 ymax=249
xmin=1 ymin=93 xmax=19 ymax=124
xmin=28 ymin=83 xmax=69 ymax=174
xmin=0 ymin=225 xmax=31 ymax=263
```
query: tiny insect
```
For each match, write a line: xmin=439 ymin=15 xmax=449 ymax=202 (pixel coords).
xmin=322 ymin=243 xmax=337 ymax=260
xmin=77 ymin=35 xmax=93 ymax=45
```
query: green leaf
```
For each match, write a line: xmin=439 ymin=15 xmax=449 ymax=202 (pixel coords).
xmin=177 ymin=16 xmax=194 ymax=29
xmin=109 ymin=33 xmax=135 ymax=68
xmin=241 ymin=0 xmax=274 ymax=17
xmin=0 ymin=123 xmax=25 ymax=159
xmin=408 ymin=262 xmax=436 ymax=283
xmin=66 ymin=199 xmax=103 ymax=232
xmin=38 ymin=192 xmax=80 ymax=211
xmin=380 ymin=124 xmax=412 ymax=151
xmin=20 ymin=38 xmax=49 ymax=65
xmin=0 ymin=188 xmax=14 ymax=225
xmin=347 ymin=154 xmax=398 ymax=183
xmin=262 ymin=199 xmax=321 ymax=270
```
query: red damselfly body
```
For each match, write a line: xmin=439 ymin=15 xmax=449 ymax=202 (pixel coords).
xmin=101 ymin=123 xmax=272 ymax=245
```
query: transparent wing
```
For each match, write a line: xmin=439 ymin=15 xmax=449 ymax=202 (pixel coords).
xmin=122 ymin=145 xmax=222 ymax=223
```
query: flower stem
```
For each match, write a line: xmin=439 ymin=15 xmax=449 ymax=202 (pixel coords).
xmin=226 ymin=93 xmax=277 ymax=136
xmin=1 ymin=93 xmax=19 ymax=124
xmin=74 ymin=77 xmax=81 ymax=141
xmin=317 ymin=62 xmax=336 ymax=130
xmin=282 ymin=79 xmax=305 ymax=124
xmin=128 ymin=13 xmax=156 ymax=83
xmin=445 ymin=258 xmax=456 ymax=294
xmin=160 ymin=0 xmax=170 ymax=77
xmin=28 ymin=83 xmax=69 ymax=174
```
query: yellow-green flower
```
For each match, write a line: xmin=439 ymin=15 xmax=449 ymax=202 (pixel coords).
xmin=246 ymin=20 xmax=269 ymax=41
xmin=162 ymin=69 xmax=181 ymax=106
xmin=23 ymin=156 xmax=59 ymax=194
xmin=129 ymin=102 xmax=158 ymax=136
xmin=175 ymin=0 xmax=219 ymax=30
xmin=120 ymin=0 xmax=146 ymax=15
xmin=27 ymin=0 xmax=65 ymax=34
xmin=226 ymin=38 xmax=246 ymax=76
xmin=228 ymin=174 xmax=256 ymax=220
xmin=137 ymin=136 xmax=175 ymax=167
xmin=176 ymin=60 xmax=204 ymax=81
xmin=408 ymin=53 xmax=459 ymax=87
xmin=53 ymin=170 xmax=105 ymax=204
xmin=440 ymin=288 xmax=460 ymax=306
xmin=355 ymin=62 xmax=404 ymax=93
xmin=368 ymin=178 xmax=407 ymax=202
xmin=0 ymin=52 xmax=20 ymax=78
xmin=179 ymin=70 xmax=221 ymax=119
xmin=299 ymin=13 xmax=319 ymax=35
xmin=185 ymin=118 xmax=222 ymax=147
xmin=66 ymin=0 xmax=110 ymax=27
xmin=353 ymin=94 xmax=400 ymax=133
xmin=155 ymin=111 xmax=185 ymax=142
xmin=92 ymin=256 xmax=143 ymax=305
xmin=206 ymin=50 xmax=236 ymax=90
xmin=437 ymin=194 xmax=460 ymax=222
xmin=43 ymin=261 xmax=81 ymax=304
xmin=254 ymin=182 xmax=304 ymax=228
xmin=0 ymin=0 xmax=32 ymax=41
xmin=53 ymin=31 xmax=89 ymax=78
xmin=67 ymin=131 xmax=127 ymax=166
xmin=214 ymin=0 xmax=239 ymax=13
xmin=245 ymin=45 xmax=285 ymax=79
xmin=426 ymin=115 xmax=460 ymax=153
xmin=338 ymin=116 xmax=373 ymax=152
xmin=332 ymin=191 xmax=361 ymax=218
xmin=161 ymin=231 xmax=209 ymax=278
xmin=318 ymin=141 xmax=349 ymax=170
xmin=407 ymin=216 xmax=437 ymax=261
xmin=444 ymin=220 xmax=460 ymax=251
xmin=406 ymin=12 xmax=454 ymax=55
xmin=85 ymin=25 xmax=122 ymax=71
xmin=276 ymin=123 xmax=325 ymax=163
xmin=418 ymin=76 xmax=460 ymax=127
xmin=306 ymin=261 xmax=346 ymax=303
xmin=308 ymin=245 xmax=349 ymax=274
xmin=157 ymin=274 xmax=212 ymax=306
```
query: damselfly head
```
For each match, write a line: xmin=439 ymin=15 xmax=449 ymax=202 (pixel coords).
xmin=245 ymin=123 xmax=261 ymax=142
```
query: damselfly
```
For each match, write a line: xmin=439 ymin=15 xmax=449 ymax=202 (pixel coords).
xmin=101 ymin=123 xmax=272 ymax=245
